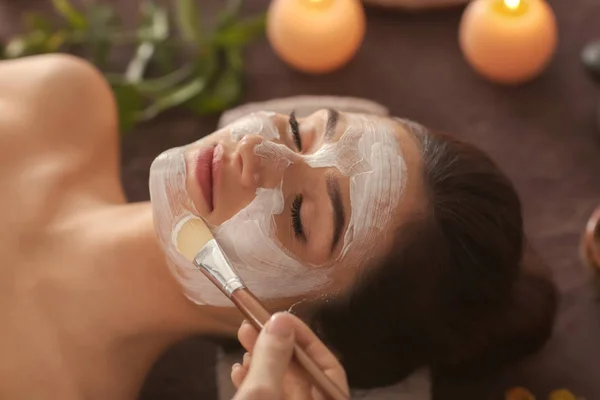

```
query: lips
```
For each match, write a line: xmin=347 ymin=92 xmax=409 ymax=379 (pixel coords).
xmin=194 ymin=146 xmax=215 ymax=211
xmin=194 ymin=144 xmax=224 ymax=213
xmin=212 ymin=144 xmax=223 ymax=204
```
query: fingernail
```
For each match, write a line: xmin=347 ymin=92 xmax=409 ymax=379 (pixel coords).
xmin=241 ymin=319 xmax=249 ymax=327
xmin=232 ymin=363 xmax=241 ymax=372
xmin=266 ymin=313 xmax=293 ymax=338
xmin=243 ymin=352 xmax=251 ymax=365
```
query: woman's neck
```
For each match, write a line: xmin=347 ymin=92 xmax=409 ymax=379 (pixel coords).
xmin=37 ymin=201 xmax=240 ymax=398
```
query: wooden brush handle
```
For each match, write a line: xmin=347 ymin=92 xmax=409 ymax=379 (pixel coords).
xmin=231 ymin=289 xmax=349 ymax=400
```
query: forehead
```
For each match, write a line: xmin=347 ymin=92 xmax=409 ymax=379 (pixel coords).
xmin=328 ymin=112 xmax=412 ymax=145
xmin=330 ymin=112 xmax=425 ymax=259
xmin=305 ymin=112 xmax=412 ymax=259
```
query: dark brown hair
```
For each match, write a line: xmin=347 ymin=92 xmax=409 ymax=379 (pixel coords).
xmin=308 ymin=121 xmax=558 ymax=388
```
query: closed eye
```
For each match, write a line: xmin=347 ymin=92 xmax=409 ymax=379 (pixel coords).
xmin=290 ymin=194 xmax=306 ymax=241
xmin=289 ymin=111 xmax=302 ymax=151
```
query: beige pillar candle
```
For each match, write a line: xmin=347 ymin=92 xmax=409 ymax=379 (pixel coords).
xmin=266 ymin=0 xmax=366 ymax=74
xmin=459 ymin=0 xmax=558 ymax=85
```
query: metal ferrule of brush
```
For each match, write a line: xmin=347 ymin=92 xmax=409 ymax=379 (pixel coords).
xmin=193 ymin=239 xmax=245 ymax=297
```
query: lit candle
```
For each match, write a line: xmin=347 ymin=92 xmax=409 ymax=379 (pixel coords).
xmin=459 ymin=0 xmax=558 ymax=85
xmin=266 ymin=0 xmax=366 ymax=74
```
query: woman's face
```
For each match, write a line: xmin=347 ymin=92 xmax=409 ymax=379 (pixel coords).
xmin=149 ymin=109 xmax=422 ymax=306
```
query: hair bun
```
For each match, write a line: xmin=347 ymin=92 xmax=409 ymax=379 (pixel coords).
xmin=433 ymin=271 xmax=558 ymax=378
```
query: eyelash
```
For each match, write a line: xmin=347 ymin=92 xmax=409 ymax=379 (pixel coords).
xmin=289 ymin=111 xmax=302 ymax=151
xmin=290 ymin=195 xmax=305 ymax=240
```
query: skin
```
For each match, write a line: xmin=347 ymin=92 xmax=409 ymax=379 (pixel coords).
xmin=0 ymin=54 xmax=422 ymax=399
xmin=182 ymin=110 xmax=424 ymax=283
xmin=232 ymin=313 xmax=350 ymax=400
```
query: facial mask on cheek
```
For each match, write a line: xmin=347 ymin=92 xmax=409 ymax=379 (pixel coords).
xmin=212 ymin=187 xmax=330 ymax=300
xmin=149 ymin=112 xmax=328 ymax=306
xmin=149 ymin=148 xmax=223 ymax=303
xmin=149 ymin=112 xmax=405 ymax=306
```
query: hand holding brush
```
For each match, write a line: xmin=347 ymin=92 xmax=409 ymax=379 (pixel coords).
xmin=232 ymin=312 xmax=350 ymax=400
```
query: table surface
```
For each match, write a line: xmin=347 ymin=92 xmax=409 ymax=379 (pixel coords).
xmin=2 ymin=0 xmax=600 ymax=399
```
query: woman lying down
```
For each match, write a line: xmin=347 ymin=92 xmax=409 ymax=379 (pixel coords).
xmin=0 ymin=54 xmax=557 ymax=399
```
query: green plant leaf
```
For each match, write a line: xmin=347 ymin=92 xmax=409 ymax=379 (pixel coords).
xmin=87 ymin=3 xmax=117 ymax=27
xmin=154 ymin=42 xmax=175 ymax=74
xmin=186 ymin=67 xmax=241 ymax=114
xmin=52 ymin=0 xmax=88 ymax=30
xmin=194 ymin=47 xmax=219 ymax=81
xmin=24 ymin=13 xmax=53 ymax=33
xmin=226 ymin=46 xmax=244 ymax=72
xmin=44 ymin=30 xmax=68 ymax=52
xmin=214 ymin=14 xmax=266 ymax=47
xmin=0 ymin=0 xmax=261 ymax=132
xmin=136 ymin=64 xmax=195 ymax=94
xmin=216 ymin=0 xmax=243 ymax=30
xmin=141 ymin=77 xmax=207 ymax=120
xmin=125 ymin=42 xmax=154 ymax=83
xmin=4 ymin=30 xmax=54 ymax=58
xmin=90 ymin=40 xmax=110 ymax=68
xmin=176 ymin=0 xmax=201 ymax=43
xmin=112 ymin=84 xmax=142 ymax=133
xmin=4 ymin=37 xmax=29 ymax=58
xmin=125 ymin=2 xmax=169 ymax=83
xmin=85 ymin=4 xmax=118 ymax=68
xmin=86 ymin=3 xmax=119 ymax=36
xmin=144 ymin=2 xmax=169 ymax=41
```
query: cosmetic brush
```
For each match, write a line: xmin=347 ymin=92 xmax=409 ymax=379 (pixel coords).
xmin=175 ymin=217 xmax=348 ymax=400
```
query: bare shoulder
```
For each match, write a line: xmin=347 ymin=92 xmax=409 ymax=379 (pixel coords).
xmin=0 ymin=54 xmax=116 ymax=127
xmin=0 ymin=54 xmax=118 ymax=147
xmin=0 ymin=54 xmax=110 ymax=100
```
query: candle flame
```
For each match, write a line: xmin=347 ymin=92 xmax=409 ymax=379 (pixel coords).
xmin=504 ymin=0 xmax=521 ymax=10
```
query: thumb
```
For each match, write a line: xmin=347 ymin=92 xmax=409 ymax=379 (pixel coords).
xmin=240 ymin=313 xmax=296 ymax=398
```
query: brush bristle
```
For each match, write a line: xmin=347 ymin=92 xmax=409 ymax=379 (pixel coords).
xmin=175 ymin=217 xmax=214 ymax=262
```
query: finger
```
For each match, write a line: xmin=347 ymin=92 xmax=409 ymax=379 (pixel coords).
xmin=242 ymin=352 xmax=252 ymax=369
xmin=231 ymin=363 xmax=242 ymax=389
xmin=285 ymin=314 xmax=349 ymax=395
xmin=283 ymin=365 xmax=314 ymax=400
xmin=231 ymin=352 xmax=252 ymax=390
xmin=231 ymin=363 xmax=248 ymax=390
xmin=237 ymin=320 xmax=259 ymax=353
xmin=238 ymin=313 xmax=296 ymax=398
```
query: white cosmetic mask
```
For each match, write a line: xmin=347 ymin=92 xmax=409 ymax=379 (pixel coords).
xmin=149 ymin=112 xmax=406 ymax=306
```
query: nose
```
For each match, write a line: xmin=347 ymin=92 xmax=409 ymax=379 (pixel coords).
xmin=236 ymin=134 xmax=290 ymax=190
xmin=236 ymin=134 xmax=266 ymax=189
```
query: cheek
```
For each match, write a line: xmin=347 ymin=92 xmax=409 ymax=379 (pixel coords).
xmin=209 ymin=178 xmax=255 ymax=225
xmin=272 ymin=164 xmax=335 ymax=266
xmin=213 ymin=187 xmax=331 ymax=299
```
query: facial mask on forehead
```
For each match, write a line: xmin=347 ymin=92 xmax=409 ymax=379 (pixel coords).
xmin=307 ymin=114 xmax=406 ymax=258
xmin=149 ymin=111 xmax=406 ymax=306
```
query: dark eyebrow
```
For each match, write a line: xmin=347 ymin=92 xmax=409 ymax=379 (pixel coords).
xmin=326 ymin=172 xmax=345 ymax=254
xmin=324 ymin=108 xmax=340 ymax=142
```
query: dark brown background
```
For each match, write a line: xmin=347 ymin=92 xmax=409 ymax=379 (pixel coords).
xmin=2 ymin=0 xmax=600 ymax=399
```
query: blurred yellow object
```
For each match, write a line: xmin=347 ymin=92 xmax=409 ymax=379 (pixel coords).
xmin=459 ymin=0 xmax=558 ymax=85
xmin=548 ymin=389 xmax=576 ymax=400
xmin=506 ymin=387 xmax=536 ymax=400
xmin=266 ymin=0 xmax=366 ymax=74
